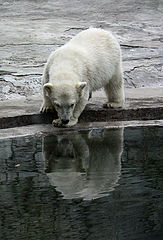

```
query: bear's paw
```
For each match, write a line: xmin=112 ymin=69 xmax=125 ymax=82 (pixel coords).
xmin=103 ymin=102 xmax=123 ymax=109
xmin=40 ymin=105 xmax=55 ymax=113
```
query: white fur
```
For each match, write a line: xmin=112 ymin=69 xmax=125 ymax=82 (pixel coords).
xmin=41 ymin=28 xmax=124 ymax=127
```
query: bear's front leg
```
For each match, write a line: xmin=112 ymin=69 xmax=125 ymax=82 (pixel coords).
xmin=40 ymin=90 xmax=55 ymax=113
xmin=66 ymin=117 xmax=78 ymax=127
xmin=68 ymin=97 xmax=88 ymax=127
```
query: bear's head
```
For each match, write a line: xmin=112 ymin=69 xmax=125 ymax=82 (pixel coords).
xmin=43 ymin=82 xmax=87 ymax=124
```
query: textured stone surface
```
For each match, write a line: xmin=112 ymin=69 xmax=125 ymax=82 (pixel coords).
xmin=0 ymin=0 xmax=163 ymax=100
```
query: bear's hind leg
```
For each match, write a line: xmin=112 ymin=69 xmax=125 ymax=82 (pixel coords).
xmin=103 ymin=71 xmax=124 ymax=108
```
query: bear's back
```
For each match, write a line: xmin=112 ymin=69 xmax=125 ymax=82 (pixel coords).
xmin=68 ymin=28 xmax=120 ymax=53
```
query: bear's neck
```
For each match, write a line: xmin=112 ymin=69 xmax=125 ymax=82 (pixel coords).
xmin=50 ymin=70 xmax=80 ymax=85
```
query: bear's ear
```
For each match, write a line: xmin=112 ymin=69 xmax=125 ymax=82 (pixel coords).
xmin=43 ymin=83 xmax=54 ymax=96
xmin=76 ymin=82 xmax=87 ymax=95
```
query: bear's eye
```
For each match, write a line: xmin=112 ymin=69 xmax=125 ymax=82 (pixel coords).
xmin=70 ymin=103 xmax=74 ymax=108
xmin=55 ymin=103 xmax=61 ymax=108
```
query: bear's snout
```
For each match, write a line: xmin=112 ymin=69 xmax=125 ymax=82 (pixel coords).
xmin=61 ymin=119 xmax=69 ymax=125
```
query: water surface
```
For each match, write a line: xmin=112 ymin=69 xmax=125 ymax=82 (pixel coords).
xmin=0 ymin=126 xmax=163 ymax=240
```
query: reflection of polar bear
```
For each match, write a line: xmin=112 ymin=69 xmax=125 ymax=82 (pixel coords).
xmin=40 ymin=28 xmax=124 ymax=127
xmin=43 ymin=128 xmax=124 ymax=200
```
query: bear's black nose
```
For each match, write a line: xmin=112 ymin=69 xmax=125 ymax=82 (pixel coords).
xmin=61 ymin=119 xmax=69 ymax=125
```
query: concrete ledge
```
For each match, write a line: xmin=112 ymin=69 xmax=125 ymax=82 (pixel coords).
xmin=0 ymin=88 xmax=163 ymax=129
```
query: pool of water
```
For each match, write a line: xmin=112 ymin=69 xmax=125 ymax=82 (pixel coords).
xmin=0 ymin=126 xmax=163 ymax=240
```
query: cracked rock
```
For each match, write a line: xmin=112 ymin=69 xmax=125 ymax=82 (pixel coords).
xmin=0 ymin=0 xmax=163 ymax=100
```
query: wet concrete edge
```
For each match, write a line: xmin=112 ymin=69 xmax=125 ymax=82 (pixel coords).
xmin=0 ymin=120 xmax=163 ymax=140
xmin=0 ymin=104 xmax=163 ymax=129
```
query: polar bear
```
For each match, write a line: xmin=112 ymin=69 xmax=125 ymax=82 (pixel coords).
xmin=44 ymin=128 xmax=124 ymax=200
xmin=40 ymin=28 xmax=124 ymax=127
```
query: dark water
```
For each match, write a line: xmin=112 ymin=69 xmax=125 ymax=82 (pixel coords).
xmin=0 ymin=126 xmax=163 ymax=240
